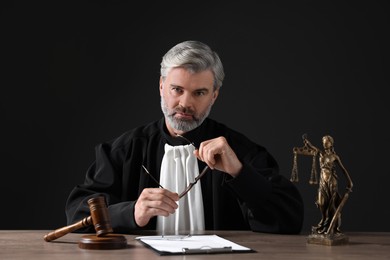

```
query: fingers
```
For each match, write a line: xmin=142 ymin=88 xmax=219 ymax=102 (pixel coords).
xmin=195 ymin=137 xmax=242 ymax=176
xmin=196 ymin=137 xmax=226 ymax=164
xmin=134 ymin=188 xmax=179 ymax=227
xmin=196 ymin=139 xmax=220 ymax=168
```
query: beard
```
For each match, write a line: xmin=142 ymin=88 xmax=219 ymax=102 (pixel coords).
xmin=160 ymin=97 xmax=212 ymax=133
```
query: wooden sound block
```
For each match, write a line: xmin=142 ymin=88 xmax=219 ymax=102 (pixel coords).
xmin=78 ymin=234 xmax=128 ymax=250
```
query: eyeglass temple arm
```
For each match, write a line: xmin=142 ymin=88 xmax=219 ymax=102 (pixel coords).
xmin=176 ymin=134 xmax=197 ymax=148
xmin=142 ymin=165 xmax=164 ymax=189
xmin=178 ymin=165 xmax=209 ymax=198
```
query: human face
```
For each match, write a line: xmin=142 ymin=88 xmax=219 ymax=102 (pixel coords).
xmin=322 ymin=136 xmax=333 ymax=149
xmin=160 ymin=67 xmax=219 ymax=136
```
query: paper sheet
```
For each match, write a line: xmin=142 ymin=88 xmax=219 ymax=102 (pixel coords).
xmin=136 ymin=234 xmax=252 ymax=254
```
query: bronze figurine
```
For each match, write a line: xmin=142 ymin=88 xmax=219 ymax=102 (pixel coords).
xmin=291 ymin=134 xmax=353 ymax=245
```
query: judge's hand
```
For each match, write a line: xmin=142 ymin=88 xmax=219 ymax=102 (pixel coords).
xmin=134 ymin=188 xmax=179 ymax=227
xmin=194 ymin=136 xmax=242 ymax=178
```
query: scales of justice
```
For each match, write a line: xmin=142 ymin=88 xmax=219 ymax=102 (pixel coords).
xmin=290 ymin=134 xmax=353 ymax=246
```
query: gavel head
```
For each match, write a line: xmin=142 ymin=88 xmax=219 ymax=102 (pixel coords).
xmin=88 ymin=196 xmax=113 ymax=236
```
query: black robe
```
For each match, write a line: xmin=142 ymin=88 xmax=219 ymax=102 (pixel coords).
xmin=65 ymin=117 xmax=304 ymax=234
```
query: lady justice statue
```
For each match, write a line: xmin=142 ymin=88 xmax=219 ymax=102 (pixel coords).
xmin=291 ymin=134 xmax=353 ymax=245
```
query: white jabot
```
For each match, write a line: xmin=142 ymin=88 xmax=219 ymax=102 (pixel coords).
xmin=157 ymin=143 xmax=205 ymax=235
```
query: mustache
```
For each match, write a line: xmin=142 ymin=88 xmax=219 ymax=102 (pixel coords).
xmin=171 ymin=106 xmax=195 ymax=116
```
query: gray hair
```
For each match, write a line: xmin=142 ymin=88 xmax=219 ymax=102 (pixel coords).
xmin=160 ymin=40 xmax=225 ymax=90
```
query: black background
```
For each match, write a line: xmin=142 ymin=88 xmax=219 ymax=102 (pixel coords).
xmin=1 ymin=1 xmax=389 ymax=232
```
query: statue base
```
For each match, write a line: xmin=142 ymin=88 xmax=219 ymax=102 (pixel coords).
xmin=307 ymin=227 xmax=349 ymax=246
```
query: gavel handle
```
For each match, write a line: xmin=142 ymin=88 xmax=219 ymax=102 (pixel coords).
xmin=43 ymin=216 xmax=93 ymax=242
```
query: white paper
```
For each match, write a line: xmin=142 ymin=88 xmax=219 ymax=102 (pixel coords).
xmin=136 ymin=234 xmax=251 ymax=254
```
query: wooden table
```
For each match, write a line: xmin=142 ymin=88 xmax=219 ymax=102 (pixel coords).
xmin=0 ymin=230 xmax=389 ymax=259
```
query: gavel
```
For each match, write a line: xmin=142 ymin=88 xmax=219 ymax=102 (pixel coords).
xmin=44 ymin=196 xmax=113 ymax=242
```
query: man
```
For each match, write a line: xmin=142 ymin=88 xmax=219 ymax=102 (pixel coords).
xmin=65 ymin=40 xmax=304 ymax=234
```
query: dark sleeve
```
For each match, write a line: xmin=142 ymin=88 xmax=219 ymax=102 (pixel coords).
xmin=223 ymin=146 xmax=304 ymax=234
xmin=65 ymin=142 xmax=141 ymax=233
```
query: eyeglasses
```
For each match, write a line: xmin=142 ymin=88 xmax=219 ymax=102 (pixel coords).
xmin=142 ymin=134 xmax=209 ymax=199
